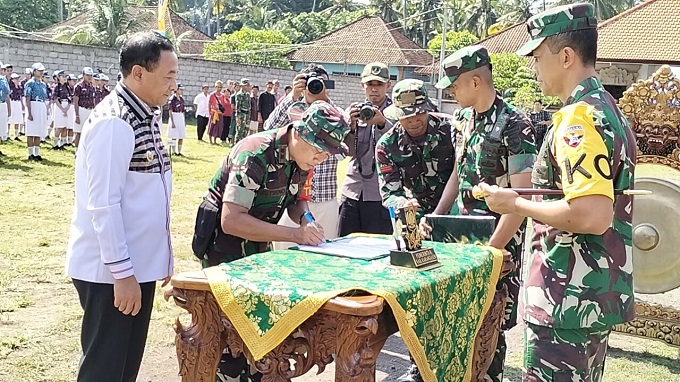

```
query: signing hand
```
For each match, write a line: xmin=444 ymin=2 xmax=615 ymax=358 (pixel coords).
xmin=294 ymin=223 xmax=326 ymax=246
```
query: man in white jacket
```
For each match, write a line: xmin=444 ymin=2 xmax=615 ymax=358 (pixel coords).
xmin=65 ymin=31 xmax=178 ymax=382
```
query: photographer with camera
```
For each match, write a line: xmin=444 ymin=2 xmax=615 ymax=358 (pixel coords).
xmin=338 ymin=62 xmax=394 ymax=236
xmin=264 ymin=64 xmax=342 ymax=249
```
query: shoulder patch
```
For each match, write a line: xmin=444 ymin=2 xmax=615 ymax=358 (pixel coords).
xmin=562 ymin=125 xmax=585 ymax=148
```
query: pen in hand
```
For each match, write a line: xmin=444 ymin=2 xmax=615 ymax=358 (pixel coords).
xmin=303 ymin=211 xmax=321 ymax=232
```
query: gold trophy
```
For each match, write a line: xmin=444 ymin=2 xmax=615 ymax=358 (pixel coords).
xmin=389 ymin=205 xmax=441 ymax=270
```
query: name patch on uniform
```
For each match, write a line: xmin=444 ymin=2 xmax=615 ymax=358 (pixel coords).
xmin=563 ymin=125 xmax=585 ymax=148
xmin=379 ymin=164 xmax=393 ymax=174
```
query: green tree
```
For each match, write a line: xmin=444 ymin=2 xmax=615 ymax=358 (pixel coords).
xmin=52 ymin=24 xmax=103 ymax=45
xmin=203 ymin=27 xmax=292 ymax=68
xmin=327 ymin=9 xmax=371 ymax=31
xmin=0 ymin=0 xmax=61 ymax=31
xmin=92 ymin=0 xmax=154 ymax=47
xmin=275 ymin=12 xmax=328 ymax=43
xmin=463 ymin=0 xmax=497 ymax=38
xmin=490 ymin=52 xmax=559 ymax=110
xmin=427 ymin=30 xmax=478 ymax=56
xmin=553 ymin=0 xmax=631 ymax=20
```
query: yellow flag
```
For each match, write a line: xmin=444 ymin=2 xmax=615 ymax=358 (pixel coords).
xmin=158 ymin=0 xmax=168 ymax=34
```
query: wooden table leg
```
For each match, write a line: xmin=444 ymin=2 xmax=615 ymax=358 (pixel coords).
xmin=168 ymin=288 xmax=226 ymax=382
xmin=471 ymin=285 xmax=508 ymax=381
xmin=334 ymin=314 xmax=380 ymax=382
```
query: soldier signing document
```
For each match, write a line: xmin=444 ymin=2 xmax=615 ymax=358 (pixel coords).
xmin=479 ymin=3 xmax=636 ymax=382
xmin=192 ymin=100 xmax=350 ymax=382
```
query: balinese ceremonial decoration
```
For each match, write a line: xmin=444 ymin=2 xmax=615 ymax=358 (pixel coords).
xmin=614 ymin=64 xmax=680 ymax=352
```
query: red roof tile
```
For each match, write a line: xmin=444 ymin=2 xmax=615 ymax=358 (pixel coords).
xmin=287 ymin=16 xmax=434 ymax=68
xmin=597 ymin=0 xmax=680 ymax=64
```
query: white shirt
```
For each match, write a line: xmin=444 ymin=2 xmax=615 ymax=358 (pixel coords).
xmin=193 ymin=92 xmax=209 ymax=117
xmin=66 ymin=83 xmax=173 ymax=284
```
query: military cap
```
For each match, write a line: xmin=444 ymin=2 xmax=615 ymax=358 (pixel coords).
xmin=10 ymin=73 xmax=20 ymax=79
xmin=391 ymin=79 xmax=434 ymax=117
xmin=24 ymin=68 xmax=32 ymax=74
xmin=517 ymin=2 xmax=597 ymax=56
xmin=93 ymin=73 xmax=101 ymax=80
xmin=100 ymin=74 xmax=109 ymax=81
xmin=435 ymin=45 xmax=490 ymax=89
xmin=239 ymin=78 xmax=250 ymax=86
xmin=176 ymin=82 xmax=184 ymax=89
xmin=290 ymin=100 xmax=350 ymax=158
xmin=55 ymin=70 xmax=66 ymax=77
xmin=361 ymin=62 xmax=390 ymax=83
xmin=83 ymin=67 xmax=94 ymax=76
xmin=32 ymin=62 xmax=45 ymax=72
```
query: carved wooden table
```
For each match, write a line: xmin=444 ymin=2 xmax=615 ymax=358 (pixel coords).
xmin=166 ymin=271 xmax=506 ymax=382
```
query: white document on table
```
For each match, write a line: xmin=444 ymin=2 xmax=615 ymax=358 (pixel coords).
xmin=296 ymin=236 xmax=396 ymax=260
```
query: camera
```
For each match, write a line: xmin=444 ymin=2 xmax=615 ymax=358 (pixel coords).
xmin=303 ymin=73 xmax=334 ymax=95
xmin=304 ymin=73 xmax=324 ymax=95
xmin=357 ymin=102 xmax=375 ymax=121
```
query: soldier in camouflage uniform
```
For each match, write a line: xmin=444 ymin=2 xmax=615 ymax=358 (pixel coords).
xmin=480 ymin=3 xmax=636 ymax=382
xmin=375 ymin=79 xmax=456 ymax=223
xmin=234 ymin=78 xmax=252 ymax=144
xmin=416 ymin=45 xmax=537 ymax=382
xmin=198 ymin=100 xmax=349 ymax=381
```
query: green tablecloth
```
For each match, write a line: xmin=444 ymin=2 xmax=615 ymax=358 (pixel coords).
xmin=205 ymin=240 xmax=502 ymax=382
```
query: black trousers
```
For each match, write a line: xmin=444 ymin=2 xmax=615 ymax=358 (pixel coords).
xmin=196 ymin=115 xmax=209 ymax=140
xmin=338 ymin=195 xmax=393 ymax=237
xmin=220 ymin=116 xmax=231 ymax=142
xmin=73 ymin=279 xmax=156 ymax=382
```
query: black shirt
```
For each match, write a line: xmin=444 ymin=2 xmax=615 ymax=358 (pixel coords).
xmin=258 ymin=92 xmax=277 ymax=122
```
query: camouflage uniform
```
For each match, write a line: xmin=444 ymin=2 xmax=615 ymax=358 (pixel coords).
xmin=200 ymin=101 xmax=349 ymax=382
xmin=375 ymin=79 xmax=456 ymax=221
xmin=234 ymin=78 xmax=252 ymax=143
xmin=435 ymin=44 xmax=538 ymax=382
xmin=517 ymin=4 xmax=636 ymax=382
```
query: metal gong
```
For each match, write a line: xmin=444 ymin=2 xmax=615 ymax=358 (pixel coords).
xmin=632 ymin=177 xmax=680 ymax=294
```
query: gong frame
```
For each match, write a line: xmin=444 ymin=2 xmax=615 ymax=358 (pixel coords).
xmin=614 ymin=65 xmax=680 ymax=356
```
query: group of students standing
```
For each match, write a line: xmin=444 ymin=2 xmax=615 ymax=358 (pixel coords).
xmin=191 ymin=78 xmax=290 ymax=146
xmin=0 ymin=62 xmax=111 ymax=160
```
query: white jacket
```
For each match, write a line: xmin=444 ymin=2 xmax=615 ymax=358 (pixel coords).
xmin=66 ymin=83 xmax=173 ymax=284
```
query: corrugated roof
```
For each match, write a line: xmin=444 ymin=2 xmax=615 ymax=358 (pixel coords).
xmin=287 ymin=15 xmax=434 ymax=68
xmin=40 ymin=6 xmax=213 ymax=56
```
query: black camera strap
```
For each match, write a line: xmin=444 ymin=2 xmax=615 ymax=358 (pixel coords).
xmin=354 ymin=121 xmax=378 ymax=179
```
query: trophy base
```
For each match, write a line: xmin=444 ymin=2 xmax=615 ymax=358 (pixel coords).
xmin=390 ymin=247 xmax=441 ymax=271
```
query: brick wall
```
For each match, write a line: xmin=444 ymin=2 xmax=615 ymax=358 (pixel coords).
xmin=0 ymin=35 xmax=368 ymax=109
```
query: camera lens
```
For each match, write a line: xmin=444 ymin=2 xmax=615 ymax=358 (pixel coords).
xmin=359 ymin=105 xmax=375 ymax=121
xmin=307 ymin=77 xmax=324 ymax=95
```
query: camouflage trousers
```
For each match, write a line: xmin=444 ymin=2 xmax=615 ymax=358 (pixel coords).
xmin=523 ymin=322 xmax=610 ymax=382
xmin=215 ymin=348 xmax=262 ymax=382
xmin=234 ymin=116 xmax=250 ymax=143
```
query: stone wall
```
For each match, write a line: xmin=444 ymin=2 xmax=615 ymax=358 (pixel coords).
xmin=0 ymin=35 xmax=367 ymax=109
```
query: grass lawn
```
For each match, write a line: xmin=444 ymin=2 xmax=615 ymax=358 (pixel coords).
xmin=0 ymin=125 xmax=678 ymax=381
